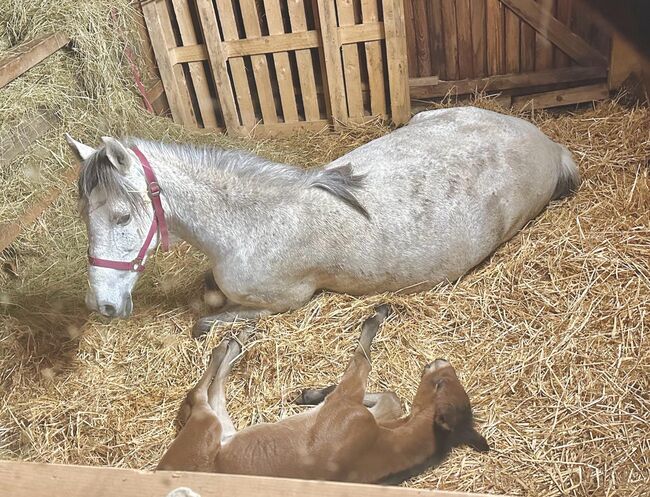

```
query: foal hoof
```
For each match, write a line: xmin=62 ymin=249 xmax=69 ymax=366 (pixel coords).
xmin=192 ymin=318 xmax=215 ymax=339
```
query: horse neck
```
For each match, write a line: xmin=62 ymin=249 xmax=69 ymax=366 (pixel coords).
xmin=133 ymin=140 xmax=304 ymax=259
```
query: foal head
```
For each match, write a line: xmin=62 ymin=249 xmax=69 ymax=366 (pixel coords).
xmin=66 ymin=135 xmax=155 ymax=318
xmin=416 ymin=359 xmax=489 ymax=453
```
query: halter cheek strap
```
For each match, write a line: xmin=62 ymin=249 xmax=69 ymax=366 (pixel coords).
xmin=87 ymin=146 xmax=169 ymax=272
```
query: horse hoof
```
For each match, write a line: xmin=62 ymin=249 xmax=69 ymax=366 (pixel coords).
xmin=192 ymin=318 xmax=214 ymax=339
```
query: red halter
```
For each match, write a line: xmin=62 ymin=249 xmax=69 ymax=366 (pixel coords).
xmin=87 ymin=146 xmax=169 ymax=272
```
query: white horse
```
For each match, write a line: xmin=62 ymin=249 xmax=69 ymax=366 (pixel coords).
xmin=66 ymin=107 xmax=579 ymax=336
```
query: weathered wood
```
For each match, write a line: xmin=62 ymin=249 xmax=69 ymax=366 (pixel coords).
xmin=383 ymin=0 xmax=410 ymax=125
xmin=505 ymin=6 xmax=521 ymax=73
xmin=512 ymin=82 xmax=609 ymax=109
xmin=456 ymin=0 xmax=473 ymax=79
xmin=196 ymin=0 xmax=243 ymax=133
xmin=171 ymin=44 xmax=208 ymax=64
xmin=486 ymin=0 xmax=505 ymax=75
xmin=470 ymin=0 xmax=487 ymax=77
xmin=500 ymin=0 xmax=607 ymax=66
xmin=409 ymin=76 xmax=441 ymax=87
xmin=412 ymin=0 xmax=432 ymax=76
xmin=403 ymin=0 xmax=418 ymax=77
xmin=339 ymin=23 xmax=385 ymax=45
xmin=520 ymin=17 xmax=536 ymax=72
xmin=316 ymin=0 xmax=348 ymax=126
xmin=554 ymin=0 xmax=572 ymax=67
xmin=0 ymin=33 xmax=69 ymax=88
xmin=287 ymin=0 xmax=321 ymax=121
xmin=428 ymin=0 xmax=444 ymax=76
xmin=248 ymin=119 xmax=330 ymax=137
xmin=1 ymin=111 xmax=59 ymax=165
xmin=338 ymin=0 xmax=364 ymax=118
xmin=226 ymin=32 xmax=319 ymax=57
xmin=361 ymin=0 xmax=387 ymax=116
xmin=440 ymin=0 xmax=459 ymax=80
xmin=410 ymin=65 xmax=607 ymax=98
xmin=0 ymin=460 xmax=510 ymax=497
xmin=171 ymin=0 xmax=218 ymax=128
xmin=534 ymin=0 xmax=554 ymax=70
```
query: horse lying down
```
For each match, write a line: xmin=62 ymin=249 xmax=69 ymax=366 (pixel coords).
xmin=157 ymin=306 xmax=489 ymax=483
xmin=66 ymin=107 xmax=579 ymax=336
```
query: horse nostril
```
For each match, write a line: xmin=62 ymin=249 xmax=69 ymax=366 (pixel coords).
xmin=99 ymin=304 xmax=118 ymax=317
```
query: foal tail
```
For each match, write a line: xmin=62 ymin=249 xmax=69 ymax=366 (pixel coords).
xmin=552 ymin=145 xmax=581 ymax=200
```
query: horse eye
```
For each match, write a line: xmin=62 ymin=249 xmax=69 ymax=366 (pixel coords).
xmin=116 ymin=214 xmax=131 ymax=226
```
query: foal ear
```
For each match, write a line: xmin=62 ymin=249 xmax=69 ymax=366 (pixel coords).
xmin=101 ymin=136 xmax=133 ymax=175
xmin=460 ymin=427 xmax=490 ymax=453
xmin=65 ymin=133 xmax=96 ymax=161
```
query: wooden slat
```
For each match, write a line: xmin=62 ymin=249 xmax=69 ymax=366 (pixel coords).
xmin=505 ymin=7 xmax=520 ymax=73
xmin=316 ymin=0 xmax=348 ymax=126
xmin=213 ymin=0 xmax=257 ymax=128
xmin=486 ymin=0 xmax=505 ymax=75
xmin=0 ymin=33 xmax=69 ymax=88
xmin=409 ymin=65 xmax=607 ymax=98
xmin=470 ymin=0 xmax=487 ymax=77
xmin=263 ymin=0 xmax=299 ymax=123
xmin=287 ymin=0 xmax=321 ymax=122
xmin=403 ymin=0 xmax=418 ymax=78
xmin=512 ymin=82 xmax=609 ymax=109
xmin=554 ymin=0 xmax=572 ymax=67
xmin=248 ymin=119 xmax=330 ymax=137
xmin=0 ymin=111 xmax=59 ymax=165
xmin=312 ymin=0 xmax=332 ymax=119
xmin=412 ymin=1 xmax=432 ymax=76
xmin=337 ymin=0 xmax=364 ymax=118
xmin=383 ymin=0 xmax=410 ymax=125
xmin=141 ymin=1 xmax=194 ymax=125
xmin=196 ymin=0 xmax=242 ymax=133
xmin=500 ymin=0 xmax=607 ymax=67
xmin=339 ymin=23 xmax=385 ymax=45
xmin=456 ymin=0 xmax=473 ymax=79
xmin=409 ymin=76 xmax=441 ymax=87
xmin=428 ymin=0 xmax=444 ymax=77
xmin=171 ymin=44 xmax=208 ymax=63
xmin=0 ymin=461 xmax=510 ymax=497
xmin=225 ymin=32 xmax=319 ymax=57
xmin=440 ymin=0 xmax=459 ymax=80
xmin=171 ymin=0 xmax=219 ymax=128
xmin=534 ymin=0 xmax=554 ymax=70
xmin=239 ymin=0 xmax=279 ymax=125
xmin=361 ymin=0 xmax=387 ymax=116
xmin=520 ymin=16 xmax=536 ymax=72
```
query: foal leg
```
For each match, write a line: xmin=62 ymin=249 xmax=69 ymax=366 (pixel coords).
xmin=207 ymin=327 xmax=254 ymax=441
xmin=296 ymin=387 xmax=402 ymax=423
xmin=193 ymin=307 xmax=272 ymax=338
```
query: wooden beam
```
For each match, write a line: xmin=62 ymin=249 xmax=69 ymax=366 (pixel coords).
xmin=0 ymin=111 xmax=59 ymax=165
xmin=0 ymin=461 xmax=509 ymax=497
xmin=512 ymin=82 xmax=610 ymax=110
xmin=410 ymin=76 xmax=441 ymax=87
xmin=0 ymin=33 xmax=69 ymax=88
xmin=339 ymin=23 xmax=385 ymax=45
xmin=410 ymin=65 xmax=607 ymax=98
xmin=383 ymin=0 xmax=411 ymax=125
xmin=499 ymin=0 xmax=607 ymax=67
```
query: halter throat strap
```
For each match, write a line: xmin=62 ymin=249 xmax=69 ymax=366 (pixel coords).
xmin=87 ymin=146 xmax=169 ymax=272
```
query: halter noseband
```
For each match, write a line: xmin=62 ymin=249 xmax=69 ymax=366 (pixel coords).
xmin=87 ymin=146 xmax=169 ymax=273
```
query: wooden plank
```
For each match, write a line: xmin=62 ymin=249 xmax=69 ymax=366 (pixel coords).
xmin=337 ymin=0 xmax=364 ymax=118
xmin=383 ymin=0 xmax=410 ymax=125
xmin=171 ymin=0 xmax=219 ymax=128
xmin=239 ymin=0 xmax=279 ymax=125
xmin=412 ymin=1 xmax=432 ymax=76
xmin=428 ymin=0 xmax=444 ymax=76
xmin=512 ymin=82 xmax=609 ymax=109
xmin=171 ymin=44 xmax=208 ymax=63
xmin=248 ymin=119 xmax=330 ymax=137
xmin=500 ymin=0 xmax=607 ymax=67
xmin=0 ymin=33 xmax=69 ymax=88
xmin=440 ymin=0 xmax=458 ymax=80
xmin=361 ymin=0 xmax=387 ymax=116
xmin=339 ymin=23 xmax=385 ymax=45
xmin=470 ymin=0 xmax=487 ymax=77
xmin=456 ymin=0 xmax=474 ymax=79
xmin=316 ymin=0 xmax=348 ymax=126
xmin=0 ymin=460 xmax=510 ymax=497
xmin=534 ymin=0 xmax=554 ymax=70
xmin=409 ymin=76 xmax=441 ymax=87
xmin=196 ymin=0 xmax=243 ymax=133
xmin=141 ymin=0 xmax=195 ymax=126
xmin=263 ymin=0 xmax=299 ymax=123
xmin=505 ymin=6 xmax=520 ymax=73
xmin=0 ymin=111 xmax=59 ymax=165
xmin=213 ymin=0 xmax=257 ymax=128
xmin=312 ymin=0 xmax=332 ymax=119
xmin=287 ymin=0 xmax=321 ymax=122
xmin=486 ymin=0 xmax=504 ymax=75
xmin=520 ymin=17 xmax=536 ymax=72
xmin=403 ymin=0 xmax=418 ymax=78
xmin=410 ymin=65 xmax=607 ymax=98
xmin=225 ymin=32 xmax=320 ymax=57
xmin=554 ymin=0 xmax=572 ymax=67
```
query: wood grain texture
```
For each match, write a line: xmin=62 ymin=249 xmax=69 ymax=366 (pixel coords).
xmin=0 ymin=33 xmax=69 ymax=88
xmin=440 ymin=0 xmax=459 ymax=80
xmin=383 ymin=0 xmax=410 ymax=124
xmin=361 ymin=0 xmax=387 ymax=116
xmin=486 ymin=0 xmax=505 ymax=75
xmin=456 ymin=0 xmax=474 ymax=79
xmin=337 ymin=0 xmax=365 ymax=118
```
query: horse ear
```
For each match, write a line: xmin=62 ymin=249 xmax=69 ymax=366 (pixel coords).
xmin=101 ymin=136 xmax=133 ymax=175
xmin=65 ymin=133 xmax=95 ymax=161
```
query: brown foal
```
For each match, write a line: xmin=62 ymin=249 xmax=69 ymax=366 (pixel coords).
xmin=157 ymin=305 xmax=489 ymax=483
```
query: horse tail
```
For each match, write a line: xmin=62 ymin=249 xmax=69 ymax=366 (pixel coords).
xmin=310 ymin=163 xmax=370 ymax=219
xmin=553 ymin=145 xmax=581 ymax=200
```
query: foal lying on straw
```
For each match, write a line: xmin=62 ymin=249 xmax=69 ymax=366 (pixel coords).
xmin=158 ymin=306 xmax=489 ymax=483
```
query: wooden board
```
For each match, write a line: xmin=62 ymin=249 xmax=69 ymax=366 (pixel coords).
xmin=512 ymin=82 xmax=609 ymax=109
xmin=440 ymin=0 xmax=459 ymax=80
xmin=0 ymin=460 xmax=510 ymax=497
xmin=456 ymin=0 xmax=473 ymax=79
xmin=361 ymin=0 xmax=387 ymax=116
xmin=383 ymin=0 xmax=411 ymax=125
xmin=0 ymin=33 xmax=69 ymax=88
xmin=338 ymin=0 xmax=365 ymax=118
xmin=486 ymin=0 xmax=505 ymax=75
xmin=470 ymin=0 xmax=487 ymax=77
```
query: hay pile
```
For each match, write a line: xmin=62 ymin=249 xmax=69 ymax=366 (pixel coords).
xmin=0 ymin=2 xmax=649 ymax=497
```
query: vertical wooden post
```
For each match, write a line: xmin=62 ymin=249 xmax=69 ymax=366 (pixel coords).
xmin=470 ymin=0 xmax=487 ymax=77
xmin=141 ymin=0 xmax=195 ymax=126
xmin=428 ymin=0 xmax=444 ymax=77
xmin=383 ymin=0 xmax=410 ymax=125
xmin=440 ymin=0 xmax=459 ymax=80
xmin=486 ymin=0 xmax=505 ymax=75
xmin=316 ymin=0 xmax=348 ymax=127
xmin=456 ymin=0 xmax=474 ymax=79
xmin=195 ymin=0 xmax=242 ymax=134
xmin=361 ymin=0 xmax=387 ymax=116
xmin=337 ymin=0 xmax=365 ymax=118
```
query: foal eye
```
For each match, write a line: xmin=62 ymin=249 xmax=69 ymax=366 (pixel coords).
xmin=116 ymin=214 xmax=132 ymax=226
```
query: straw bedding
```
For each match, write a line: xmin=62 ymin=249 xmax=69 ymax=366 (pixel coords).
xmin=0 ymin=2 xmax=648 ymax=497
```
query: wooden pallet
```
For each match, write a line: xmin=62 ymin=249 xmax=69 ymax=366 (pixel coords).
xmin=140 ymin=0 xmax=410 ymax=136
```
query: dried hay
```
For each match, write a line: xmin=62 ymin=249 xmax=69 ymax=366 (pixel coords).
xmin=0 ymin=2 xmax=649 ymax=496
